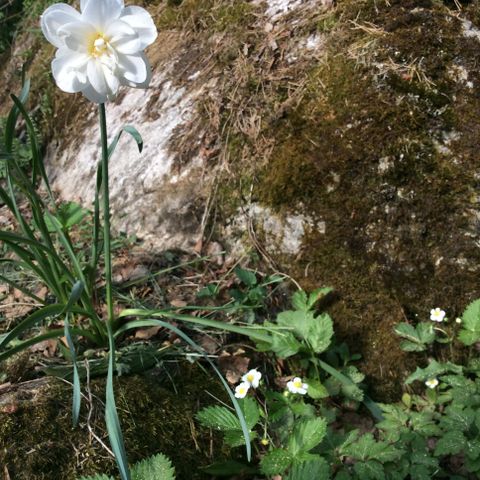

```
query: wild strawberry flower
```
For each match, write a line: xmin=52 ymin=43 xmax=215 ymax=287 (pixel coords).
xmin=287 ymin=377 xmax=308 ymax=395
xmin=242 ymin=368 xmax=262 ymax=389
xmin=41 ymin=0 xmax=157 ymax=103
xmin=234 ymin=382 xmax=250 ymax=399
xmin=425 ymin=378 xmax=439 ymax=389
xmin=430 ymin=308 xmax=446 ymax=322
xmin=455 ymin=317 xmax=462 ymax=324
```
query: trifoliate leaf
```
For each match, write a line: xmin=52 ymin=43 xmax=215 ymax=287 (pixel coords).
xmin=260 ymin=449 xmax=293 ymax=475
xmin=394 ymin=322 xmax=435 ymax=352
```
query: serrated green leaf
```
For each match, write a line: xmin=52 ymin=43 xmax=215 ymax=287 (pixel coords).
xmin=196 ymin=406 xmax=241 ymax=431
xmin=306 ymin=378 xmax=329 ymax=399
xmin=288 ymin=417 xmax=327 ymax=456
xmin=405 ymin=360 xmax=463 ymax=384
xmin=394 ymin=323 xmax=434 ymax=352
xmin=292 ymin=290 xmax=309 ymax=311
xmin=434 ymin=430 xmax=466 ymax=456
xmin=260 ymin=449 xmax=293 ymax=475
xmin=353 ymin=460 xmax=385 ymax=480
xmin=277 ymin=310 xmax=314 ymax=339
xmin=224 ymin=429 xmax=257 ymax=447
xmin=239 ymin=396 xmax=260 ymax=430
xmin=234 ymin=267 xmax=257 ymax=287
xmin=132 ymin=453 xmax=175 ymax=480
xmin=285 ymin=457 xmax=330 ymax=480
xmin=340 ymin=433 xmax=376 ymax=461
xmin=459 ymin=299 xmax=480 ymax=346
xmin=271 ymin=331 xmax=301 ymax=358
xmin=439 ymin=404 xmax=475 ymax=432
xmin=465 ymin=439 xmax=480 ymax=460
xmin=308 ymin=313 xmax=334 ymax=353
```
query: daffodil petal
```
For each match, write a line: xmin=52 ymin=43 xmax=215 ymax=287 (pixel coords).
xmin=52 ymin=48 xmax=89 ymax=93
xmin=58 ymin=21 xmax=96 ymax=53
xmin=120 ymin=6 xmax=158 ymax=49
xmin=82 ymin=83 xmax=108 ymax=103
xmin=41 ymin=4 xmax=82 ymax=49
xmin=117 ymin=52 xmax=149 ymax=84
xmin=101 ymin=63 xmax=120 ymax=99
xmin=87 ymin=59 xmax=109 ymax=101
xmin=106 ymin=20 xmax=141 ymax=54
xmin=82 ymin=0 xmax=123 ymax=29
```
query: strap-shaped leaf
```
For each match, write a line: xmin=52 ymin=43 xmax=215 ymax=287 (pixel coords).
xmin=63 ymin=281 xmax=85 ymax=426
xmin=105 ymin=324 xmax=131 ymax=480
xmin=10 ymin=94 xmax=53 ymax=198
xmin=108 ymin=125 xmax=143 ymax=159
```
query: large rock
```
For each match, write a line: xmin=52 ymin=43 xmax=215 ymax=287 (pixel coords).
xmin=3 ymin=0 xmax=480 ymax=398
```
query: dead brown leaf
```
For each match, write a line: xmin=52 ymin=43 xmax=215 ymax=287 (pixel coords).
xmin=134 ymin=326 xmax=162 ymax=340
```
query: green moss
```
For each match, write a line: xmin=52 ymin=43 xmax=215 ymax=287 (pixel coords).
xmin=156 ymin=0 xmax=256 ymax=33
xmin=214 ymin=0 xmax=480 ymax=400
xmin=0 ymin=363 xmax=228 ymax=479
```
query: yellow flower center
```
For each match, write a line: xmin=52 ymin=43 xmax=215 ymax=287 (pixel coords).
xmin=238 ymin=386 xmax=246 ymax=394
xmin=293 ymin=379 xmax=302 ymax=388
xmin=247 ymin=374 xmax=254 ymax=382
xmin=89 ymin=34 xmax=109 ymax=57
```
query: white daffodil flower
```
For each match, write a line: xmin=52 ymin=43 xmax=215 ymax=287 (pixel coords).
xmin=425 ymin=378 xmax=439 ymax=389
xmin=286 ymin=377 xmax=308 ymax=395
xmin=234 ymin=382 xmax=250 ymax=399
xmin=430 ymin=308 xmax=446 ymax=323
xmin=242 ymin=368 xmax=262 ymax=389
xmin=41 ymin=0 xmax=157 ymax=103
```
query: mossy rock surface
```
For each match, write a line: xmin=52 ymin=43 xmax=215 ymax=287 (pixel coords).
xmin=0 ymin=363 xmax=227 ymax=479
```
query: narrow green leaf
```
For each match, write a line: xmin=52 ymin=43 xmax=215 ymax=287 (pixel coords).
xmin=105 ymin=325 xmax=131 ymax=480
xmin=108 ymin=125 xmax=143 ymax=159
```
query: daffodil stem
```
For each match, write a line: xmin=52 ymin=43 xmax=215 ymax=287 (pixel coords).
xmin=99 ymin=103 xmax=115 ymax=329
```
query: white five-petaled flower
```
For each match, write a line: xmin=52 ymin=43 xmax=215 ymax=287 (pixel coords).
xmin=242 ymin=368 xmax=262 ymax=389
xmin=234 ymin=382 xmax=250 ymax=399
xmin=430 ymin=308 xmax=446 ymax=323
xmin=41 ymin=0 xmax=157 ymax=103
xmin=425 ymin=378 xmax=439 ymax=389
xmin=286 ymin=377 xmax=308 ymax=395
